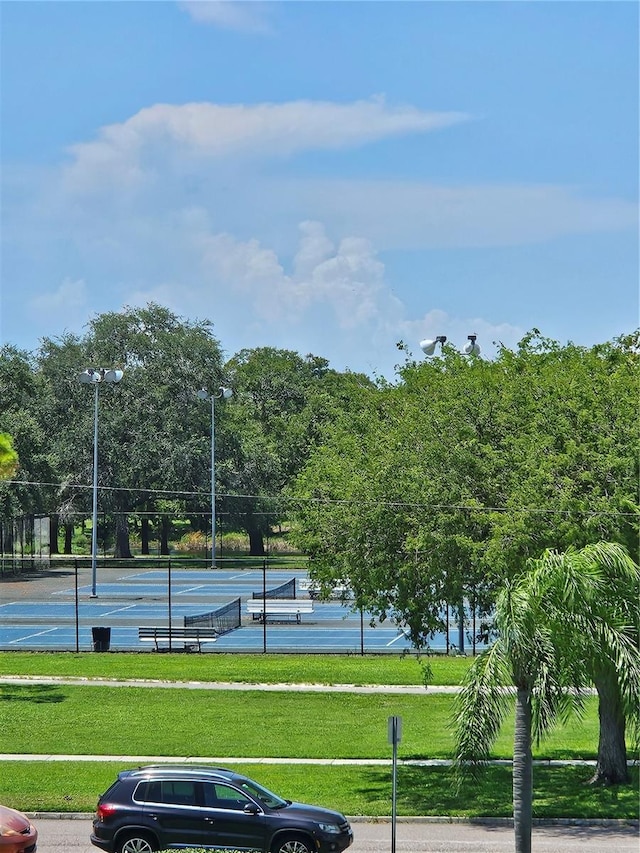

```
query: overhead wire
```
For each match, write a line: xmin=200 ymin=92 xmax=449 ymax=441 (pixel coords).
xmin=3 ymin=479 xmax=636 ymax=519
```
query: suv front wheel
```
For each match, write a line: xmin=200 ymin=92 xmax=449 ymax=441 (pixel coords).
xmin=272 ymin=835 xmax=314 ymax=853
xmin=116 ymin=831 xmax=157 ymax=853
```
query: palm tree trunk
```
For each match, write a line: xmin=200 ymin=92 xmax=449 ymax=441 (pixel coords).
xmin=513 ymin=685 xmax=533 ymax=853
xmin=590 ymin=666 xmax=629 ymax=785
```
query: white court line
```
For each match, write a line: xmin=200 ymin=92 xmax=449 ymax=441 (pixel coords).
xmin=386 ymin=630 xmax=410 ymax=647
xmin=176 ymin=585 xmax=206 ymax=594
xmin=101 ymin=604 xmax=137 ymax=616
xmin=0 ymin=602 xmax=18 ymax=609
xmin=10 ymin=627 xmax=58 ymax=644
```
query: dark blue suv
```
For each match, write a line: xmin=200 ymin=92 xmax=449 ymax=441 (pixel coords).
xmin=90 ymin=765 xmax=354 ymax=853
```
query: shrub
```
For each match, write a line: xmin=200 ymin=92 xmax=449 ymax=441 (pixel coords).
xmin=264 ymin=535 xmax=298 ymax=554
xmin=72 ymin=531 xmax=90 ymax=554
xmin=174 ymin=531 xmax=208 ymax=553
xmin=220 ymin=532 xmax=250 ymax=552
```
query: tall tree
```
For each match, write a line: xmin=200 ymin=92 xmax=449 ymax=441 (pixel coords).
xmin=0 ymin=345 xmax=56 ymax=521
xmin=292 ymin=332 xmax=638 ymax=638
xmin=36 ymin=304 xmax=225 ymax=557
xmin=292 ymin=332 xmax=639 ymax=769
xmin=292 ymin=346 xmax=514 ymax=643
xmin=525 ymin=542 xmax=640 ymax=785
xmin=224 ymin=347 xmax=373 ymax=554
xmin=454 ymin=542 xmax=640 ymax=853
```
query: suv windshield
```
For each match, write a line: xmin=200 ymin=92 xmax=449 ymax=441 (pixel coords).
xmin=237 ymin=778 xmax=288 ymax=809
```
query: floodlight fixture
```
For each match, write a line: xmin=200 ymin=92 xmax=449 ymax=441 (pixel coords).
xmin=419 ymin=336 xmax=447 ymax=356
xmin=463 ymin=335 xmax=481 ymax=356
xmin=419 ymin=335 xmax=481 ymax=357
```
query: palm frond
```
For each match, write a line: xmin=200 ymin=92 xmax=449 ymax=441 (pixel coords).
xmin=453 ymin=643 xmax=512 ymax=782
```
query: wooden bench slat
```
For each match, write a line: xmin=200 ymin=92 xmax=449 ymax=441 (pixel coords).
xmin=138 ymin=626 xmax=218 ymax=652
xmin=246 ymin=599 xmax=314 ymax=623
xmin=299 ymin=580 xmax=351 ymax=599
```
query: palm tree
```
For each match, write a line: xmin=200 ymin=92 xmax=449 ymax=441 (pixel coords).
xmin=453 ymin=542 xmax=640 ymax=853
xmin=526 ymin=542 xmax=639 ymax=785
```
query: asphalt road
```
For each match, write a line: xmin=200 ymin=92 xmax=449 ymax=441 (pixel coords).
xmin=33 ymin=816 xmax=640 ymax=852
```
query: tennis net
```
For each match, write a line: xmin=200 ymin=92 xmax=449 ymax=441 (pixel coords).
xmin=184 ymin=598 xmax=241 ymax=635
xmin=252 ymin=577 xmax=297 ymax=600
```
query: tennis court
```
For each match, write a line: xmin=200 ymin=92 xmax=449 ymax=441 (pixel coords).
xmin=0 ymin=563 xmax=462 ymax=654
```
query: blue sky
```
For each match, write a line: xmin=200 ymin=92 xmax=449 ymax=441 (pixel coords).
xmin=1 ymin=0 xmax=638 ymax=378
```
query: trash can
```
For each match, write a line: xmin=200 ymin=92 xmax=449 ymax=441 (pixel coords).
xmin=91 ymin=626 xmax=111 ymax=652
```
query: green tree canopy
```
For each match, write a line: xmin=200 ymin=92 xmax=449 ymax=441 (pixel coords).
xmin=35 ymin=303 xmax=226 ymax=555
xmin=0 ymin=345 xmax=56 ymax=516
xmin=223 ymin=347 xmax=373 ymax=554
xmin=291 ymin=332 xmax=639 ymax=644
xmin=0 ymin=432 xmax=18 ymax=480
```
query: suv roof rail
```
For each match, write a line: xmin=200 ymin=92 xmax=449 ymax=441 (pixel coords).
xmin=130 ymin=764 xmax=234 ymax=775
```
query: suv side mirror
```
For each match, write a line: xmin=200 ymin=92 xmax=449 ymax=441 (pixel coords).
xmin=243 ymin=803 xmax=260 ymax=816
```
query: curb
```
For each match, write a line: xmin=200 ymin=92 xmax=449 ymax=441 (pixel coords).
xmin=28 ymin=812 xmax=640 ymax=828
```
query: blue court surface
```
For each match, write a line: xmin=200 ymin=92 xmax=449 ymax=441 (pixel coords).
xmin=0 ymin=568 xmax=462 ymax=654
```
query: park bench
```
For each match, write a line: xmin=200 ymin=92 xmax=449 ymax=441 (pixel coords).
xmin=299 ymin=579 xmax=352 ymax=600
xmin=246 ymin=598 xmax=314 ymax=623
xmin=138 ymin=626 xmax=218 ymax=652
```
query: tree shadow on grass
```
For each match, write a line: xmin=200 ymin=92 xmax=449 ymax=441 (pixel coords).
xmin=0 ymin=684 xmax=65 ymax=703
xmin=354 ymin=765 xmax=639 ymax=821
xmin=354 ymin=765 xmax=514 ymax=818
xmin=532 ymin=765 xmax=639 ymax=820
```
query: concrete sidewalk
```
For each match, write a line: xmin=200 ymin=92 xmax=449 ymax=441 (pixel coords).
xmin=0 ymin=674 xmax=610 ymax=767
xmin=0 ymin=675 xmax=600 ymax=694
xmin=0 ymin=674 xmax=452 ymax=693
xmin=0 ymin=753 xmax=610 ymax=768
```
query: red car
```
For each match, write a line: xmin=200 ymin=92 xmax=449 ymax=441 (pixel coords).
xmin=0 ymin=806 xmax=37 ymax=853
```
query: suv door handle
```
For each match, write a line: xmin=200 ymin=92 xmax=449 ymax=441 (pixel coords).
xmin=204 ymin=817 xmax=215 ymax=824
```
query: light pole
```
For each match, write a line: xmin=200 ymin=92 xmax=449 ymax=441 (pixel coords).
xmin=418 ymin=334 xmax=480 ymax=653
xmin=79 ymin=368 xmax=123 ymax=597
xmin=197 ymin=386 xmax=232 ymax=567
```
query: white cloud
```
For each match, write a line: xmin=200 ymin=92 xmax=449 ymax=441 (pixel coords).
xmin=29 ymin=277 xmax=88 ymax=315
xmin=27 ymin=278 xmax=90 ymax=339
xmin=121 ymin=213 xmax=519 ymax=374
xmin=293 ymin=220 xmax=334 ymax=279
xmin=5 ymin=95 xmax=635 ymax=376
xmin=179 ymin=1 xmax=274 ymax=34
xmin=62 ymin=98 xmax=470 ymax=192
xmin=291 ymin=179 xmax=639 ymax=249
xmin=57 ymin=96 xmax=635 ymax=251
xmin=189 ymin=218 xmax=388 ymax=329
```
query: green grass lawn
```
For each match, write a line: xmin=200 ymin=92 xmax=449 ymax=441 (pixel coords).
xmin=0 ymin=682 xmax=603 ymax=760
xmin=1 ymin=651 xmax=637 ymax=820
xmin=0 ymin=650 xmax=473 ymax=685
xmin=0 ymin=761 xmax=637 ymax=820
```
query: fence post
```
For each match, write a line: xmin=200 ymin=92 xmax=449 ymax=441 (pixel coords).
xmin=262 ymin=559 xmax=267 ymax=654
